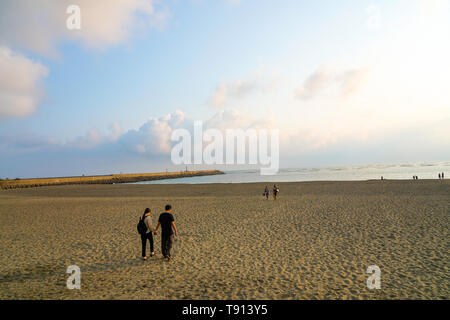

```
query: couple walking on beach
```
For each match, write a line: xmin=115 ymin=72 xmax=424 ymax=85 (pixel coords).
xmin=138 ymin=204 xmax=178 ymax=261
xmin=263 ymin=184 xmax=280 ymax=200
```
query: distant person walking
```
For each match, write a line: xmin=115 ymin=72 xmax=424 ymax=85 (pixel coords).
xmin=154 ymin=204 xmax=178 ymax=260
xmin=439 ymin=173 xmax=441 ymax=180
xmin=273 ymin=184 xmax=280 ymax=200
xmin=138 ymin=208 xmax=155 ymax=260
xmin=263 ymin=186 xmax=270 ymax=199
xmin=442 ymin=172 xmax=445 ymax=179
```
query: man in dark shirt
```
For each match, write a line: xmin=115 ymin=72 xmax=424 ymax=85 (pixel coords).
xmin=154 ymin=204 xmax=178 ymax=260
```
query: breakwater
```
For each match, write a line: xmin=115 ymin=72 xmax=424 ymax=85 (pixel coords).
xmin=0 ymin=170 xmax=224 ymax=189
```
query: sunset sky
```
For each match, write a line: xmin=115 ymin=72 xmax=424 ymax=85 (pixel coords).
xmin=1 ymin=0 xmax=449 ymax=178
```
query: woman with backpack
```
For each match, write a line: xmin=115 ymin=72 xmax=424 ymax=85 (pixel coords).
xmin=263 ymin=186 xmax=270 ymax=199
xmin=138 ymin=208 xmax=155 ymax=260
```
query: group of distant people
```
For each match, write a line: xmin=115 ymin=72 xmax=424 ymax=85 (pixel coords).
xmin=263 ymin=184 xmax=280 ymax=200
xmin=412 ymin=173 xmax=445 ymax=180
xmin=137 ymin=204 xmax=178 ymax=261
xmin=412 ymin=172 xmax=445 ymax=180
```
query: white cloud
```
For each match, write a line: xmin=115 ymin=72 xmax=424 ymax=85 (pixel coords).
xmin=1 ymin=121 xmax=123 ymax=151
xmin=0 ymin=134 xmax=57 ymax=151
xmin=119 ymin=110 xmax=188 ymax=155
xmin=0 ymin=1 xmax=169 ymax=119
xmin=336 ymin=68 xmax=371 ymax=97
xmin=210 ymin=74 xmax=278 ymax=107
xmin=108 ymin=122 xmax=123 ymax=142
xmin=1 ymin=109 xmax=276 ymax=156
xmin=295 ymin=66 xmax=370 ymax=101
xmin=294 ymin=66 xmax=333 ymax=101
xmin=116 ymin=109 xmax=278 ymax=157
xmin=0 ymin=0 xmax=168 ymax=57
xmin=211 ymin=79 xmax=259 ymax=107
xmin=65 ymin=129 xmax=105 ymax=150
xmin=205 ymin=108 xmax=273 ymax=131
xmin=0 ymin=47 xmax=48 ymax=119
xmin=211 ymin=83 xmax=227 ymax=107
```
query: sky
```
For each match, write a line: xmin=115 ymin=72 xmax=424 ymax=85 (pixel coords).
xmin=0 ymin=0 xmax=449 ymax=178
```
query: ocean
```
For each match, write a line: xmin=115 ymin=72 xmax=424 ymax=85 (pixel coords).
xmin=134 ymin=161 xmax=450 ymax=184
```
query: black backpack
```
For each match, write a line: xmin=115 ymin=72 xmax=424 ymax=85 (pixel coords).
xmin=137 ymin=215 xmax=148 ymax=235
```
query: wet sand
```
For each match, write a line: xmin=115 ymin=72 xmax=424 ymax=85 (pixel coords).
xmin=0 ymin=180 xmax=448 ymax=299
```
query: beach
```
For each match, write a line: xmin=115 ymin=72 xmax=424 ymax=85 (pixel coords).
xmin=0 ymin=180 xmax=448 ymax=300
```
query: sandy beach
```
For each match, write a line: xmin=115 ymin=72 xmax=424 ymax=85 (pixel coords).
xmin=0 ymin=180 xmax=448 ymax=300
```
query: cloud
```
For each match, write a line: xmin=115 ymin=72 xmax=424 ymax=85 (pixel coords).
xmin=336 ymin=68 xmax=371 ymax=97
xmin=0 ymin=134 xmax=57 ymax=151
xmin=210 ymin=75 xmax=278 ymax=107
xmin=108 ymin=122 xmax=123 ymax=142
xmin=0 ymin=0 xmax=168 ymax=57
xmin=294 ymin=66 xmax=333 ymax=101
xmin=54 ymin=109 xmax=270 ymax=158
xmin=0 ymin=47 xmax=48 ymax=119
xmin=295 ymin=66 xmax=370 ymax=101
xmin=118 ymin=110 xmax=188 ymax=155
xmin=0 ymin=124 xmax=120 ymax=152
xmin=0 ymin=1 xmax=169 ymax=119
xmin=65 ymin=129 xmax=105 ymax=150
xmin=62 ymin=114 xmax=182 ymax=153
xmin=205 ymin=108 xmax=273 ymax=131
xmin=0 ymin=108 xmax=274 ymax=157
xmin=116 ymin=109 xmax=276 ymax=158
xmin=211 ymin=79 xmax=259 ymax=107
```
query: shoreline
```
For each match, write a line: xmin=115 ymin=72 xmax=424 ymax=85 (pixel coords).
xmin=132 ymin=178 xmax=446 ymax=185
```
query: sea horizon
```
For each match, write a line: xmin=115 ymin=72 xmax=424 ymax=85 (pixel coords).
xmin=133 ymin=160 xmax=450 ymax=184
